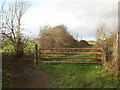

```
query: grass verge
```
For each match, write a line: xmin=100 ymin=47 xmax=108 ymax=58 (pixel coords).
xmin=37 ymin=63 xmax=120 ymax=88
xmin=36 ymin=43 xmax=120 ymax=88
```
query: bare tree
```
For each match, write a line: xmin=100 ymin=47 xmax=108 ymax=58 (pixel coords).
xmin=96 ymin=23 xmax=107 ymax=41
xmin=0 ymin=1 xmax=31 ymax=56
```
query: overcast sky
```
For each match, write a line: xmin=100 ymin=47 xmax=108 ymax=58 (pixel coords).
xmin=2 ymin=0 xmax=119 ymax=40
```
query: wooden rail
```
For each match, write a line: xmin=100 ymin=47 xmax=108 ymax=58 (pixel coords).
xmin=41 ymin=57 xmax=102 ymax=60
xmin=40 ymin=61 xmax=103 ymax=64
xmin=35 ymin=46 xmax=103 ymax=64
xmin=41 ymin=48 xmax=102 ymax=50
xmin=40 ymin=52 xmax=102 ymax=55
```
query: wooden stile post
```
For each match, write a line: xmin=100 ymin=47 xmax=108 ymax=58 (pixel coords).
xmin=35 ymin=44 xmax=39 ymax=65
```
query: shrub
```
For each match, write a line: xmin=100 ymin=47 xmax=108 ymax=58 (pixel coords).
xmin=95 ymin=31 xmax=118 ymax=76
xmin=37 ymin=25 xmax=77 ymax=48
xmin=78 ymin=40 xmax=89 ymax=46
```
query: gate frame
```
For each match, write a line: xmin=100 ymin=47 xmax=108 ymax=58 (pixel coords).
xmin=35 ymin=45 xmax=104 ymax=65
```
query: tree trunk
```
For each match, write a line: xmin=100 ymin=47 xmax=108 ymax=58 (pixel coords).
xmin=14 ymin=41 xmax=24 ymax=57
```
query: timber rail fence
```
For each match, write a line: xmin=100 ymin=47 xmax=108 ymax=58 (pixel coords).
xmin=35 ymin=45 xmax=105 ymax=65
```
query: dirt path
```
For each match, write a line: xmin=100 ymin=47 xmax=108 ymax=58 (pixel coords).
xmin=3 ymin=54 xmax=52 ymax=88
xmin=12 ymin=67 xmax=51 ymax=88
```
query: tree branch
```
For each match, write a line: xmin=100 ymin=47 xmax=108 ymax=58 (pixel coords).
xmin=2 ymin=32 xmax=15 ymax=42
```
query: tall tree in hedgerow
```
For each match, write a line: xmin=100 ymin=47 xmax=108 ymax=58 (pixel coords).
xmin=0 ymin=1 xmax=31 ymax=57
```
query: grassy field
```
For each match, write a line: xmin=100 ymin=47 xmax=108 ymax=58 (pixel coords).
xmin=2 ymin=41 xmax=120 ymax=88
xmin=36 ymin=43 xmax=120 ymax=88
xmin=1 ymin=41 xmax=35 ymax=54
xmin=37 ymin=63 xmax=119 ymax=88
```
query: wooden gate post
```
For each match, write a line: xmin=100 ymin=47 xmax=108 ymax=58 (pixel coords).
xmin=35 ymin=44 xmax=39 ymax=65
xmin=39 ymin=47 xmax=41 ymax=63
xmin=118 ymin=33 xmax=120 ymax=80
xmin=117 ymin=2 xmax=120 ymax=80
xmin=102 ymin=47 xmax=106 ymax=63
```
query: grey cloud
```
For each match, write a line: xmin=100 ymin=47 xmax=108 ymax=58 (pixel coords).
xmin=54 ymin=1 xmax=117 ymax=19
xmin=69 ymin=25 xmax=96 ymax=38
xmin=102 ymin=9 xmax=117 ymax=19
xmin=28 ymin=0 xmax=118 ymax=40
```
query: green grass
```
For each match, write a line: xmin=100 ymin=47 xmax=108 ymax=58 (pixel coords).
xmin=24 ymin=42 xmax=35 ymax=54
xmin=1 ymin=41 xmax=35 ymax=54
xmin=2 ymin=41 xmax=120 ymax=88
xmin=73 ymin=45 xmax=93 ymax=48
xmin=2 ymin=70 xmax=13 ymax=88
xmin=36 ymin=43 xmax=120 ymax=88
xmin=37 ymin=63 xmax=120 ymax=88
xmin=1 ymin=44 xmax=14 ymax=53
xmin=88 ymin=42 xmax=96 ymax=45
xmin=41 ymin=54 xmax=68 ymax=57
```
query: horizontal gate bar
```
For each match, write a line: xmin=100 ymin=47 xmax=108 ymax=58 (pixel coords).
xmin=40 ymin=52 xmax=102 ymax=55
xmin=40 ymin=48 xmax=102 ymax=50
xmin=40 ymin=61 xmax=103 ymax=64
xmin=41 ymin=57 xmax=102 ymax=59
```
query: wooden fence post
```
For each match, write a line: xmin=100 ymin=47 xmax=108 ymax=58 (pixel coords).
xmin=118 ymin=2 xmax=120 ymax=80
xmin=39 ymin=47 xmax=41 ymax=63
xmin=35 ymin=44 xmax=39 ymax=65
xmin=118 ymin=33 xmax=120 ymax=80
xmin=102 ymin=47 xmax=106 ymax=62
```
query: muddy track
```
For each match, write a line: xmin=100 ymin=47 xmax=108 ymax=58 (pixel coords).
xmin=3 ymin=55 xmax=52 ymax=88
xmin=12 ymin=67 xmax=51 ymax=88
